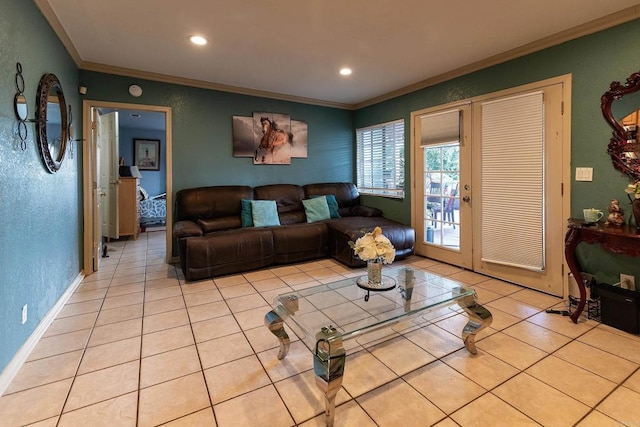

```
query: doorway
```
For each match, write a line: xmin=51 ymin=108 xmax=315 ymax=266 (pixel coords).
xmin=82 ymin=100 xmax=173 ymax=275
xmin=411 ymin=75 xmax=571 ymax=296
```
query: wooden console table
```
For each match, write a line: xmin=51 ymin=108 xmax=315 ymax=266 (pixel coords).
xmin=565 ymin=218 xmax=640 ymax=323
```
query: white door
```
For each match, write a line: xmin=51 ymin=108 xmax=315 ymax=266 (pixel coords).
xmin=412 ymin=104 xmax=473 ymax=269
xmin=98 ymin=111 xmax=120 ymax=240
xmin=411 ymin=76 xmax=570 ymax=297
xmin=91 ymin=107 xmax=102 ymax=271
xmin=472 ymin=82 xmax=566 ymax=296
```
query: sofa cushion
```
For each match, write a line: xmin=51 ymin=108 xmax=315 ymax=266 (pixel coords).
xmin=241 ymin=199 xmax=253 ymax=227
xmin=325 ymin=216 xmax=415 ymax=267
xmin=349 ymin=205 xmax=383 ymax=217
xmin=198 ymin=216 xmax=241 ymax=233
xmin=303 ymin=183 xmax=360 ymax=217
xmin=271 ymin=222 xmax=328 ymax=264
xmin=173 ymin=220 xmax=204 ymax=238
xmin=254 ymin=184 xmax=305 ymax=214
xmin=302 ymin=197 xmax=331 ymax=223
xmin=251 ymin=200 xmax=281 ymax=227
xmin=179 ymin=229 xmax=274 ymax=280
xmin=175 ymin=185 xmax=253 ymax=222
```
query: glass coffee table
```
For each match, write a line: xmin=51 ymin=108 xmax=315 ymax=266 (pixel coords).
xmin=264 ymin=266 xmax=492 ymax=427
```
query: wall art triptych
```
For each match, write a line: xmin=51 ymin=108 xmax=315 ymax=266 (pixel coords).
xmin=232 ymin=112 xmax=308 ymax=164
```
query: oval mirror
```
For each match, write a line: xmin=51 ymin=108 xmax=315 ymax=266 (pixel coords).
xmin=35 ymin=73 xmax=68 ymax=173
xmin=601 ymin=71 xmax=640 ymax=182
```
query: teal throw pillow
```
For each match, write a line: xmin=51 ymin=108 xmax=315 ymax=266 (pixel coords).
xmin=241 ymin=199 xmax=253 ymax=227
xmin=251 ymin=200 xmax=280 ymax=227
xmin=311 ymin=194 xmax=340 ymax=218
xmin=302 ymin=197 xmax=331 ymax=223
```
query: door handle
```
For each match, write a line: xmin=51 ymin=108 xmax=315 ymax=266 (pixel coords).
xmin=462 ymin=196 xmax=471 ymax=202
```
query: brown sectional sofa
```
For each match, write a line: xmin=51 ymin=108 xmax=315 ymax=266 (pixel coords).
xmin=173 ymin=182 xmax=415 ymax=280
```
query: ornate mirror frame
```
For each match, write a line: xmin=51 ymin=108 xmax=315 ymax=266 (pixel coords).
xmin=601 ymin=70 xmax=640 ymax=182
xmin=36 ymin=73 xmax=68 ymax=173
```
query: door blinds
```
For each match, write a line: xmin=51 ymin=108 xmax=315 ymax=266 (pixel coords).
xmin=420 ymin=109 xmax=460 ymax=146
xmin=480 ymin=92 xmax=545 ymax=271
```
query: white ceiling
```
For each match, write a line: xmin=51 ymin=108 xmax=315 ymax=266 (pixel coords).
xmin=37 ymin=0 xmax=640 ymax=108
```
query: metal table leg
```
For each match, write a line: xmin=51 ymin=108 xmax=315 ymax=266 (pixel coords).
xmin=264 ymin=310 xmax=290 ymax=360
xmin=314 ymin=326 xmax=346 ymax=427
xmin=458 ymin=294 xmax=493 ymax=355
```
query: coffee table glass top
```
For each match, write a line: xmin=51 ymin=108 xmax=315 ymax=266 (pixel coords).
xmin=272 ymin=266 xmax=474 ymax=348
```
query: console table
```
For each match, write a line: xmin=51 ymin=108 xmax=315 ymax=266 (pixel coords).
xmin=564 ymin=218 xmax=640 ymax=323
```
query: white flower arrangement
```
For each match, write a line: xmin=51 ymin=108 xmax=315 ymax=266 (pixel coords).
xmin=625 ymin=182 xmax=640 ymax=200
xmin=349 ymin=226 xmax=396 ymax=264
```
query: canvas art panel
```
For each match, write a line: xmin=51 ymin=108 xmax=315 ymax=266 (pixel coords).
xmin=291 ymin=120 xmax=308 ymax=158
xmin=232 ymin=116 xmax=255 ymax=157
xmin=253 ymin=112 xmax=292 ymax=164
xmin=232 ymin=113 xmax=308 ymax=163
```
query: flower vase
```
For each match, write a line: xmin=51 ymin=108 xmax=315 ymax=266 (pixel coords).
xmin=367 ymin=258 xmax=383 ymax=286
xmin=633 ymin=199 xmax=640 ymax=231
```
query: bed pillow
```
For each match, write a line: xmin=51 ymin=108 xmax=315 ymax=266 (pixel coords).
xmin=302 ymin=197 xmax=331 ymax=223
xmin=241 ymin=199 xmax=254 ymax=227
xmin=311 ymin=194 xmax=340 ymax=218
xmin=139 ymin=187 xmax=149 ymax=201
xmin=251 ymin=200 xmax=280 ymax=227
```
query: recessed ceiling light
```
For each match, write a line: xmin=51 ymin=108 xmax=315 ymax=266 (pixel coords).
xmin=190 ymin=35 xmax=208 ymax=46
xmin=339 ymin=68 xmax=352 ymax=76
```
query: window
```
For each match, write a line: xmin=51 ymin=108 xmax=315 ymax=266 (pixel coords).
xmin=356 ymin=119 xmax=405 ymax=198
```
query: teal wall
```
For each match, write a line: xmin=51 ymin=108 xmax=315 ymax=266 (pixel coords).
xmin=0 ymin=0 xmax=81 ymax=373
xmin=355 ymin=19 xmax=640 ymax=285
xmin=78 ymin=71 xmax=355 ymax=192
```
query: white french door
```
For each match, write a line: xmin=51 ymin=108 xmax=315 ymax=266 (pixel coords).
xmin=412 ymin=75 xmax=571 ymax=296
xmin=412 ymin=103 xmax=473 ymax=269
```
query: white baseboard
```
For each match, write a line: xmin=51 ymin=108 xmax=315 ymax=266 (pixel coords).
xmin=0 ymin=272 xmax=84 ymax=396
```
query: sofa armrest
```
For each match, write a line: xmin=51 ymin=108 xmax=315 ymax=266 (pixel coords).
xmin=349 ymin=205 xmax=383 ymax=217
xmin=173 ymin=220 xmax=204 ymax=238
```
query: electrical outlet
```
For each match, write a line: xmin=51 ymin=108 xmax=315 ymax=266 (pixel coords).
xmin=21 ymin=304 xmax=27 ymax=325
xmin=621 ymin=274 xmax=636 ymax=291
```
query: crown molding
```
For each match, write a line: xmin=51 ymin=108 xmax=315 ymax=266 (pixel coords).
xmin=80 ymin=62 xmax=354 ymax=110
xmin=354 ymin=5 xmax=640 ymax=109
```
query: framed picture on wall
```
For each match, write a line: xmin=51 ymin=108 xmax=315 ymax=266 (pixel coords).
xmin=134 ymin=139 xmax=160 ymax=171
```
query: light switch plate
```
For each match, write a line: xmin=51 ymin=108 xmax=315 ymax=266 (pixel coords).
xmin=576 ymin=167 xmax=593 ymax=181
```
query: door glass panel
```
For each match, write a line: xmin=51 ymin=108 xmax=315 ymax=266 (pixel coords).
xmin=423 ymin=142 xmax=460 ymax=250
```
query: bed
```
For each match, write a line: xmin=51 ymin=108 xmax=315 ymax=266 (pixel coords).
xmin=139 ymin=187 xmax=166 ymax=229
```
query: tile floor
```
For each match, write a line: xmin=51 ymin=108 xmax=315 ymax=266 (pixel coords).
xmin=2 ymin=229 xmax=640 ymax=426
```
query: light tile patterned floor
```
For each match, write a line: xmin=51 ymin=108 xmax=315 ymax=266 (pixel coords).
xmin=2 ymin=229 xmax=640 ymax=426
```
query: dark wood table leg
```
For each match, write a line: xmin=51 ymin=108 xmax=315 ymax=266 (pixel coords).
xmin=564 ymin=226 xmax=585 ymax=324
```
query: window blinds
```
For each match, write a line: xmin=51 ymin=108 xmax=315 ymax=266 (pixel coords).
xmin=480 ymin=92 xmax=545 ymax=271
xmin=356 ymin=119 xmax=404 ymax=198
